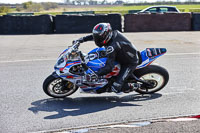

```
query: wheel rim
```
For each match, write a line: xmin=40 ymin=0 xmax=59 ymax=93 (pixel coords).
xmin=47 ymin=78 xmax=76 ymax=97
xmin=139 ymin=73 xmax=165 ymax=93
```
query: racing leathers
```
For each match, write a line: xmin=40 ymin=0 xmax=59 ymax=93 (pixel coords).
xmin=78 ymin=30 xmax=139 ymax=93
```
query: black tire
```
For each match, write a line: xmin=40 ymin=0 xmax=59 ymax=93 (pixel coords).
xmin=133 ymin=65 xmax=169 ymax=94
xmin=43 ymin=73 xmax=78 ymax=98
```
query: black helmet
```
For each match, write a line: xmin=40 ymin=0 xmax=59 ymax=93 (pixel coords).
xmin=92 ymin=23 xmax=113 ymax=47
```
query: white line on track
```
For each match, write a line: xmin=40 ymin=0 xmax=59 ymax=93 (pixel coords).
xmin=0 ymin=58 xmax=55 ymax=63
xmin=166 ymin=53 xmax=200 ymax=56
xmin=0 ymin=53 xmax=199 ymax=63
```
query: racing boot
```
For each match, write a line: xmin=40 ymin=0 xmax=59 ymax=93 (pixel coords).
xmin=124 ymin=83 xmax=141 ymax=93
xmin=111 ymin=82 xmax=123 ymax=95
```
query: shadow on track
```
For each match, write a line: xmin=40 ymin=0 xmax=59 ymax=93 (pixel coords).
xmin=28 ymin=93 xmax=162 ymax=119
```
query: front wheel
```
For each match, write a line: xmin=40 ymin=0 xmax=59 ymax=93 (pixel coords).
xmin=43 ymin=73 xmax=78 ymax=98
xmin=134 ymin=65 xmax=169 ymax=94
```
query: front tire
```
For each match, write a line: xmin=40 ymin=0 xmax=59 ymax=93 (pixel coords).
xmin=134 ymin=65 xmax=169 ymax=94
xmin=43 ymin=73 xmax=78 ymax=98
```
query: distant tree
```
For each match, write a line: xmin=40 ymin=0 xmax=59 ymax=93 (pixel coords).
xmin=42 ymin=2 xmax=58 ymax=10
xmin=30 ymin=3 xmax=43 ymax=12
xmin=22 ymin=2 xmax=43 ymax=12
xmin=0 ymin=6 xmax=10 ymax=13
xmin=22 ymin=1 xmax=33 ymax=9
xmin=16 ymin=6 xmax=23 ymax=12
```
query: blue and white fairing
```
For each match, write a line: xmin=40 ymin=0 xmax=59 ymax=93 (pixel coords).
xmin=54 ymin=46 xmax=166 ymax=93
xmin=137 ymin=48 xmax=167 ymax=69
xmin=86 ymin=47 xmax=107 ymax=72
xmin=81 ymin=47 xmax=119 ymax=93
xmin=86 ymin=47 xmax=167 ymax=70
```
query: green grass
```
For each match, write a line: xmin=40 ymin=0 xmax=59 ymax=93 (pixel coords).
xmin=34 ymin=12 xmax=62 ymax=16
xmin=175 ymin=4 xmax=200 ymax=12
xmin=95 ymin=10 xmax=129 ymax=15
xmin=9 ymin=8 xmax=17 ymax=12
xmin=0 ymin=13 xmax=6 ymax=16
xmin=1 ymin=4 xmax=200 ymax=16
xmin=101 ymin=4 xmax=200 ymax=12
xmin=93 ymin=4 xmax=200 ymax=14
xmin=104 ymin=4 xmax=200 ymax=9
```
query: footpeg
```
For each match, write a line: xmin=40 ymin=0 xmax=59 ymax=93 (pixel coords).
xmin=129 ymin=83 xmax=141 ymax=90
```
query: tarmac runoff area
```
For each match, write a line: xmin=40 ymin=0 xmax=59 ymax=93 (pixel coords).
xmin=0 ymin=32 xmax=200 ymax=133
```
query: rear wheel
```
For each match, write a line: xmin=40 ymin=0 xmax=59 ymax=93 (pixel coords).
xmin=134 ymin=65 xmax=169 ymax=94
xmin=43 ymin=73 xmax=78 ymax=98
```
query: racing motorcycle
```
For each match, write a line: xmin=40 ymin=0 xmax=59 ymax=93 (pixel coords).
xmin=43 ymin=41 xmax=169 ymax=98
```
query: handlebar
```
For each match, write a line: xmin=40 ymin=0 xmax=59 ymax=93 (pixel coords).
xmin=72 ymin=41 xmax=80 ymax=50
xmin=67 ymin=41 xmax=80 ymax=53
xmin=70 ymin=41 xmax=85 ymax=63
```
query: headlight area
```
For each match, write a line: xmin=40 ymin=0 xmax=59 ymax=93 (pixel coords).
xmin=57 ymin=57 xmax=64 ymax=65
xmin=67 ymin=51 xmax=80 ymax=62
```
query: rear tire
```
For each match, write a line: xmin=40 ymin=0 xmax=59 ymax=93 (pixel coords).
xmin=134 ymin=65 xmax=169 ymax=94
xmin=43 ymin=73 xmax=78 ymax=98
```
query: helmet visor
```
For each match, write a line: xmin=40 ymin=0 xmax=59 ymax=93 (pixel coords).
xmin=93 ymin=33 xmax=105 ymax=47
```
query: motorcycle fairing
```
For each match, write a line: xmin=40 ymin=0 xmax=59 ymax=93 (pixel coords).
xmin=137 ymin=48 xmax=166 ymax=69
xmin=86 ymin=48 xmax=120 ymax=77
xmin=86 ymin=47 xmax=167 ymax=70
xmin=86 ymin=48 xmax=107 ymax=72
xmin=146 ymin=48 xmax=167 ymax=58
xmin=59 ymin=48 xmax=68 ymax=57
xmin=80 ymin=79 xmax=108 ymax=93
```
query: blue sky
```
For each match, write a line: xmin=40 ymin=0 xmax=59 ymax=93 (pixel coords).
xmin=0 ymin=0 xmax=199 ymax=4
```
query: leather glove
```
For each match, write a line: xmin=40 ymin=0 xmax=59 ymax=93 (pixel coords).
xmin=86 ymin=73 xmax=98 ymax=82
xmin=73 ymin=38 xmax=84 ymax=44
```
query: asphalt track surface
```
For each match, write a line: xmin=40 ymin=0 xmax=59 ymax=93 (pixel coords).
xmin=0 ymin=32 xmax=200 ymax=133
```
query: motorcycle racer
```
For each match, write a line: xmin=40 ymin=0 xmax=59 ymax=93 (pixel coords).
xmin=74 ymin=23 xmax=139 ymax=93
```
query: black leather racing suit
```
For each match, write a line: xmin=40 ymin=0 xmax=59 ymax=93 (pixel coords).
xmin=81 ymin=30 xmax=139 ymax=92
